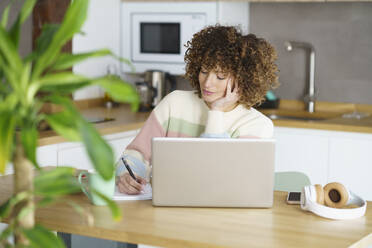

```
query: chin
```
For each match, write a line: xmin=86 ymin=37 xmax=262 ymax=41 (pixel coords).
xmin=202 ymin=93 xmax=221 ymax=102
xmin=202 ymin=95 xmax=214 ymax=102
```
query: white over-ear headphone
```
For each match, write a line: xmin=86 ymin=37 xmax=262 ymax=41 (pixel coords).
xmin=300 ymin=182 xmax=367 ymax=220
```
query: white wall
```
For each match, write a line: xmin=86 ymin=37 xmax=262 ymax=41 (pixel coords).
xmin=217 ymin=1 xmax=250 ymax=34
xmin=72 ymin=0 xmax=121 ymax=100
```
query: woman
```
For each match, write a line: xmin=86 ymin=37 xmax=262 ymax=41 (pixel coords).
xmin=116 ymin=25 xmax=279 ymax=194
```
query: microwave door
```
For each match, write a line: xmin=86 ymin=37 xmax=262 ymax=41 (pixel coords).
xmin=131 ymin=13 xmax=205 ymax=64
xmin=140 ymin=23 xmax=180 ymax=55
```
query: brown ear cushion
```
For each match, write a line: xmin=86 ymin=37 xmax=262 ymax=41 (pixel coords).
xmin=314 ymin=184 xmax=324 ymax=205
xmin=323 ymin=182 xmax=349 ymax=208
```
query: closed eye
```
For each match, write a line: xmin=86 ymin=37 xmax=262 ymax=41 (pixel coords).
xmin=217 ymin=76 xmax=225 ymax=80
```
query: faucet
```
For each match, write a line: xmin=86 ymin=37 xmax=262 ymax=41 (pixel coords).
xmin=284 ymin=41 xmax=316 ymax=113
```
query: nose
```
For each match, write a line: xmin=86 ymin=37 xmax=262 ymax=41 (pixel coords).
xmin=203 ymin=73 xmax=214 ymax=88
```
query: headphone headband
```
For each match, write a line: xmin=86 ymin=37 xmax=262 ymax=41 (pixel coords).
xmin=301 ymin=186 xmax=367 ymax=220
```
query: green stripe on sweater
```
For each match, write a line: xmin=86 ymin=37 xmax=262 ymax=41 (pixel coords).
xmin=162 ymin=117 xmax=205 ymax=137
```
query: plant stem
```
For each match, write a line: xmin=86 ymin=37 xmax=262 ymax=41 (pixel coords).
xmin=13 ymin=135 xmax=34 ymax=245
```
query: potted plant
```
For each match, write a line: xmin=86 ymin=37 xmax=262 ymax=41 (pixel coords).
xmin=0 ymin=0 xmax=139 ymax=246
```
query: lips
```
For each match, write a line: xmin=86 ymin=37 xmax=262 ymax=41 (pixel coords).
xmin=202 ymin=89 xmax=214 ymax=96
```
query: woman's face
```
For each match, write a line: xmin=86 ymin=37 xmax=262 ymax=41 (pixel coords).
xmin=198 ymin=67 xmax=233 ymax=105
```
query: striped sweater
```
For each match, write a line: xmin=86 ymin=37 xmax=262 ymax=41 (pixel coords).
xmin=116 ymin=90 xmax=273 ymax=180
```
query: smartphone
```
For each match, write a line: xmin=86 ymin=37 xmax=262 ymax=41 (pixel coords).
xmin=286 ymin=192 xmax=301 ymax=205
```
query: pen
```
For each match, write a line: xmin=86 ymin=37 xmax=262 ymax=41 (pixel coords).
xmin=121 ymin=157 xmax=138 ymax=182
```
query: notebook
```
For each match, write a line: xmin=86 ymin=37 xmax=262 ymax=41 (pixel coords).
xmin=151 ymin=137 xmax=276 ymax=207
xmin=113 ymin=184 xmax=152 ymax=201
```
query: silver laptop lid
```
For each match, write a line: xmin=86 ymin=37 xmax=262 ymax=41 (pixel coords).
xmin=151 ymin=137 xmax=275 ymax=207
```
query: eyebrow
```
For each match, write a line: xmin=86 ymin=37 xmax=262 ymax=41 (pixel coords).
xmin=200 ymin=67 xmax=228 ymax=75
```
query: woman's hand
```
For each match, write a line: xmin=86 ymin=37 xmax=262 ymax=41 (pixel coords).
xmin=210 ymin=79 xmax=239 ymax=112
xmin=116 ymin=172 xmax=147 ymax=195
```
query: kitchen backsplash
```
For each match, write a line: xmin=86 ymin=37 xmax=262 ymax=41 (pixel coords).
xmin=250 ymin=3 xmax=372 ymax=105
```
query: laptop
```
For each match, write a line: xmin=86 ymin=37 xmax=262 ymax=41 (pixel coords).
xmin=151 ymin=137 xmax=275 ymax=208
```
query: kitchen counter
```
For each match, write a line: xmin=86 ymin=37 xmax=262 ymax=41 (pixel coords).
xmin=38 ymin=103 xmax=150 ymax=146
xmin=38 ymin=98 xmax=372 ymax=147
xmin=260 ymin=99 xmax=372 ymax=134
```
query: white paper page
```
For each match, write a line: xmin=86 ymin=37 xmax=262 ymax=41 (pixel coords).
xmin=113 ymin=184 xmax=152 ymax=201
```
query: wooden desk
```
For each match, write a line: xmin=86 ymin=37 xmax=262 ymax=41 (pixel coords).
xmin=1 ymin=175 xmax=371 ymax=248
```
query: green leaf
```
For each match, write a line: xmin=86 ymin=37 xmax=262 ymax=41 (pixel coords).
xmin=0 ymin=192 xmax=30 ymax=220
xmin=52 ymin=49 xmax=112 ymax=71
xmin=43 ymin=95 xmax=82 ymax=142
xmin=0 ymin=200 xmax=12 ymax=220
xmin=8 ymin=0 xmax=37 ymax=48
xmin=44 ymin=93 xmax=116 ymax=181
xmin=33 ymin=23 xmax=60 ymax=57
xmin=92 ymin=189 xmax=122 ymax=221
xmin=39 ymin=72 xmax=89 ymax=87
xmin=34 ymin=167 xmax=81 ymax=196
xmin=0 ymin=26 xmax=23 ymax=74
xmin=21 ymin=124 xmax=39 ymax=168
xmin=53 ymin=0 xmax=89 ymax=44
xmin=21 ymin=61 xmax=32 ymax=90
xmin=1 ymin=3 xmax=11 ymax=28
xmin=40 ymin=81 xmax=91 ymax=95
xmin=0 ymin=78 xmax=9 ymax=95
xmin=18 ymin=0 xmax=37 ymax=25
xmin=51 ymin=49 xmax=135 ymax=72
xmin=36 ymin=72 xmax=90 ymax=96
xmin=45 ymin=111 xmax=81 ymax=142
xmin=24 ymin=24 xmax=59 ymax=63
xmin=0 ymin=54 xmax=19 ymax=92
xmin=44 ymin=95 xmax=115 ymax=180
xmin=0 ymin=110 xmax=16 ymax=174
xmin=35 ymin=175 xmax=81 ymax=196
xmin=22 ymin=224 xmax=65 ymax=248
xmin=1 ymin=93 xmax=18 ymax=111
xmin=79 ymin=120 xmax=115 ymax=180
xmin=32 ymin=0 xmax=89 ymax=80
xmin=93 ymin=76 xmax=140 ymax=112
xmin=35 ymin=166 xmax=76 ymax=181
xmin=17 ymin=204 xmax=35 ymax=222
xmin=8 ymin=19 xmax=21 ymax=49
xmin=36 ymin=72 xmax=90 ymax=95
xmin=42 ymin=94 xmax=78 ymax=114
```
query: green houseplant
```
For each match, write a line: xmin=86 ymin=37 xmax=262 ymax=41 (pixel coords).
xmin=0 ymin=0 xmax=139 ymax=246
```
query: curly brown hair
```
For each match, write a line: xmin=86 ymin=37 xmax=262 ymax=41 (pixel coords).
xmin=184 ymin=25 xmax=279 ymax=108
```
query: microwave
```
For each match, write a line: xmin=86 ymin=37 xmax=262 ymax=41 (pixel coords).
xmin=131 ymin=13 xmax=205 ymax=64
xmin=121 ymin=2 xmax=249 ymax=75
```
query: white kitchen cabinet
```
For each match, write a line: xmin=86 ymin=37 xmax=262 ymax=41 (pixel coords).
xmin=37 ymin=144 xmax=58 ymax=167
xmin=58 ymin=142 xmax=90 ymax=170
xmin=3 ymin=130 xmax=138 ymax=174
xmin=57 ymin=130 xmax=138 ymax=170
xmin=328 ymin=132 xmax=372 ymax=201
xmin=3 ymin=144 xmax=58 ymax=175
xmin=274 ymin=126 xmax=372 ymax=201
xmin=273 ymin=127 xmax=329 ymax=185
